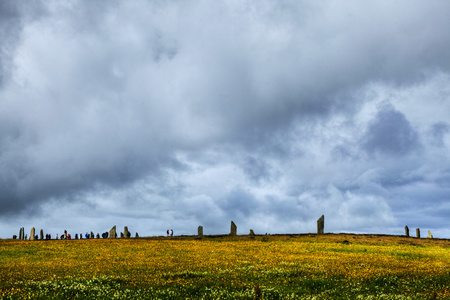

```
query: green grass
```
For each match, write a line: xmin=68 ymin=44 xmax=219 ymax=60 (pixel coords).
xmin=1 ymin=234 xmax=450 ymax=299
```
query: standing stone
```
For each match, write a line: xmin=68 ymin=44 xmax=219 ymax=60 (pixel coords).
xmin=230 ymin=221 xmax=237 ymax=236
xmin=416 ymin=228 xmax=420 ymax=238
xmin=40 ymin=229 xmax=44 ymax=240
xmin=405 ymin=226 xmax=409 ymax=237
xmin=250 ymin=229 xmax=255 ymax=238
xmin=198 ymin=226 xmax=203 ymax=238
xmin=19 ymin=227 xmax=24 ymax=240
xmin=124 ymin=226 xmax=129 ymax=238
xmin=317 ymin=215 xmax=325 ymax=234
xmin=30 ymin=227 xmax=35 ymax=240
xmin=109 ymin=226 xmax=116 ymax=239
xmin=135 ymin=233 xmax=139 ymax=238
xmin=428 ymin=230 xmax=433 ymax=239
xmin=90 ymin=232 xmax=94 ymax=239
xmin=120 ymin=232 xmax=124 ymax=238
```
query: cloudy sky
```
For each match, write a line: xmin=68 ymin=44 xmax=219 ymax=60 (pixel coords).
xmin=1 ymin=1 xmax=450 ymax=239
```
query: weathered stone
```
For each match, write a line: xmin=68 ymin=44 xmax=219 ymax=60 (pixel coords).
xmin=317 ymin=215 xmax=325 ymax=234
xmin=124 ymin=226 xmax=129 ymax=238
xmin=135 ymin=232 xmax=139 ymax=238
xmin=405 ymin=226 xmax=409 ymax=237
xmin=250 ymin=229 xmax=255 ymax=238
xmin=230 ymin=221 xmax=237 ymax=236
xmin=109 ymin=226 xmax=116 ymax=239
xmin=40 ymin=229 xmax=44 ymax=240
xmin=30 ymin=227 xmax=35 ymax=241
xmin=416 ymin=228 xmax=420 ymax=238
xmin=120 ymin=232 xmax=124 ymax=238
xmin=198 ymin=226 xmax=203 ymax=238
xmin=428 ymin=230 xmax=433 ymax=239
xmin=19 ymin=227 xmax=24 ymax=240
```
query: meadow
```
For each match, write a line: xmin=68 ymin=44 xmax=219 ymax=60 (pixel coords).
xmin=1 ymin=234 xmax=450 ymax=299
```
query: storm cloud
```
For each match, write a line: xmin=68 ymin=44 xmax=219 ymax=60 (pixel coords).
xmin=1 ymin=1 xmax=450 ymax=238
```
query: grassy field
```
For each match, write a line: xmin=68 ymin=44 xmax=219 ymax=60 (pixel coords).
xmin=1 ymin=234 xmax=450 ymax=299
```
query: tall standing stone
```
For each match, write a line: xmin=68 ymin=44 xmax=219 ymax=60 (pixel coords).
xmin=19 ymin=227 xmax=24 ymax=240
xmin=124 ymin=226 xmax=129 ymax=238
xmin=198 ymin=226 xmax=203 ymax=238
xmin=109 ymin=226 xmax=116 ymax=239
xmin=250 ymin=229 xmax=255 ymax=238
xmin=405 ymin=226 xmax=409 ymax=237
xmin=230 ymin=221 xmax=237 ymax=236
xmin=428 ymin=230 xmax=433 ymax=239
xmin=30 ymin=227 xmax=35 ymax=240
xmin=416 ymin=228 xmax=420 ymax=238
xmin=317 ymin=215 xmax=325 ymax=234
xmin=40 ymin=229 xmax=44 ymax=240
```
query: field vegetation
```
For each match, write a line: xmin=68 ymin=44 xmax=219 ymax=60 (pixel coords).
xmin=1 ymin=234 xmax=450 ymax=299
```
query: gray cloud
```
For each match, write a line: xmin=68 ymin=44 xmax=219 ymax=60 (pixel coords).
xmin=428 ymin=122 xmax=449 ymax=147
xmin=1 ymin=1 xmax=450 ymax=238
xmin=362 ymin=105 xmax=421 ymax=156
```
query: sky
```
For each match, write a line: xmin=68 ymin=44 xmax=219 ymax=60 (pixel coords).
xmin=1 ymin=1 xmax=450 ymax=239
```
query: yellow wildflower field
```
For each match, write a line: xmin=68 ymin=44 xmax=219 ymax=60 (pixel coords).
xmin=1 ymin=234 xmax=449 ymax=299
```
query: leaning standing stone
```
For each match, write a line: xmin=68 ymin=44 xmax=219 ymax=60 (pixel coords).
xmin=230 ymin=221 xmax=237 ymax=236
xmin=317 ymin=215 xmax=325 ymax=234
xmin=250 ymin=229 xmax=255 ymax=238
xmin=109 ymin=226 xmax=116 ymax=239
xmin=428 ymin=230 xmax=433 ymax=239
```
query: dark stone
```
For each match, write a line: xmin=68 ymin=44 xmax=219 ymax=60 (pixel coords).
xmin=416 ymin=228 xmax=420 ymax=238
xmin=405 ymin=226 xmax=409 ymax=237
xmin=230 ymin=221 xmax=237 ymax=236
xmin=40 ymin=229 xmax=44 ymax=240
xmin=124 ymin=226 xmax=129 ymax=238
xmin=120 ymin=232 xmax=124 ymax=238
xmin=135 ymin=232 xmax=139 ymax=238
xmin=317 ymin=215 xmax=325 ymax=234
xmin=198 ymin=226 xmax=203 ymax=238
